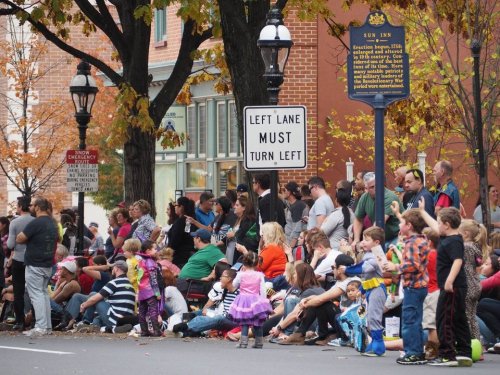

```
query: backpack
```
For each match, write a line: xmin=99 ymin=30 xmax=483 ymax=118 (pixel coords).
xmin=62 ymin=225 xmax=77 ymax=255
xmin=155 ymin=263 xmax=166 ymax=291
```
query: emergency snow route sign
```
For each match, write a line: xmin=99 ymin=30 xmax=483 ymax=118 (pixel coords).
xmin=244 ymin=105 xmax=307 ymax=170
xmin=66 ymin=150 xmax=99 ymax=192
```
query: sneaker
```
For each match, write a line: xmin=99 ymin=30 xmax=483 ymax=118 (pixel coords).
xmin=427 ymin=357 xmax=458 ymax=367
xmin=396 ymin=354 xmax=427 ymax=365
xmin=456 ymin=356 xmax=473 ymax=367
xmin=328 ymin=338 xmax=349 ymax=347
xmin=113 ymin=324 xmax=133 ymax=334
xmin=22 ymin=328 xmax=51 ymax=337
xmin=173 ymin=322 xmax=188 ymax=334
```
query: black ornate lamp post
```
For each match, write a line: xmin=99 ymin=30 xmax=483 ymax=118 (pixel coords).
xmin=69 ymin=61 xmax=98 ymax=255
xmin=257 ymin=7 xmax=293 ymax=220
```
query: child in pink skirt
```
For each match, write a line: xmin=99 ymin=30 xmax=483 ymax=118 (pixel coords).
xmin=229 ymin=252 xmax=273 ymax=348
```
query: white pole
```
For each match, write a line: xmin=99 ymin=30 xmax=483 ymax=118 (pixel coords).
xmin=346 ymin=158 xmax=354 ymax=182
xmin=417 ymin=152 xmax=427 ymax=185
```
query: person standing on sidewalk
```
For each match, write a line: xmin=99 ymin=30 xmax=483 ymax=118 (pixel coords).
xmin=5 ymin=196 xmax=35 ymax=331
xmin=16 ymin=197 xmax=58 ymax=337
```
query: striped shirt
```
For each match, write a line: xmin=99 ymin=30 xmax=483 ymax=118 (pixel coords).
xmin=99 ymin=275 xmax=136 ymax=325
xmin=221 ymin=289 xmax=239 ymax=315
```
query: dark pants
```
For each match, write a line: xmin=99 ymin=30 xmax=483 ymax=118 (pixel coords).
xmin=436 ymin=288 xmax=471 ymax=359
xmin=11 ymin=260 xmax=26 ymax=325
xmin=477 ymin=298 xmax=500 ymax=338
xmin=139 ymin=297 xmax=160 ymax=326
xmin=263 ymin=314 xmax=282 ymax=336
xmin=297 ymin=302 xmax=338 ymax=338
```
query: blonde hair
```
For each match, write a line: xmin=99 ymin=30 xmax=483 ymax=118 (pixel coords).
xmin=460 ymin=219 xmax=491 ymax=259
xmin=56 ymin=243 xmax=69 ymax=258
xmin=158 ymin=247 xmax=175 ymax=261
xmin=261 ymin=222 xmax=286 ymax=248
xmin=122 ymin=238 xmax=141 ymax=254
xmin=284 ymin=262 xmax=297 ymax=284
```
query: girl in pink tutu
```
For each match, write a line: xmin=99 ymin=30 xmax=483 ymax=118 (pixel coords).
xmin=229 ymin=252 xmax=273 ymax=348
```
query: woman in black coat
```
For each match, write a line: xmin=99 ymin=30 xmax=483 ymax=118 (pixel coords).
xmin=167 ymin=196 xmax=196 ymax=268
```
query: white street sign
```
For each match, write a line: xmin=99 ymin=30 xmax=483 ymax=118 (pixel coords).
xmin=244 ymin=105 xmax=307 ymax=170
xmin=66 ymin=150 xmax=99 ymax=192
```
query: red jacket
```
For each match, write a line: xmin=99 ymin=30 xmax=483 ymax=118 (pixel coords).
xmin=481 ymin=271 xmax=500 ymax=291
xmin=258 ymin=243 xmax=286 ymax=279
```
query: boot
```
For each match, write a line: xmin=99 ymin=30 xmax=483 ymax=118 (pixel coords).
xmin=253 ymin=335 xmax=264 ymax=349
xmin=237 ymin=336 xmax=249 ymax=348
xmin=151 ymin=319 xmax=162 ymax=337
xmin=362 ymin=329 xmax=385 ymax=357
xmin=140 ymin=321 xmax=151 ymax=337
xmin=53 ymin=311 xmax=72 ymax=331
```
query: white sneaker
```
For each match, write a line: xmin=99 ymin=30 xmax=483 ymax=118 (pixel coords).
xmin=23 ymin=328 xmax=50 ymax=337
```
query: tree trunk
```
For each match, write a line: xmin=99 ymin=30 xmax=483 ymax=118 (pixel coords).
xmin=218 ymin=0 xmax=275 ymax=203
xmin=123 ymin=127 xmax=156 ymax=213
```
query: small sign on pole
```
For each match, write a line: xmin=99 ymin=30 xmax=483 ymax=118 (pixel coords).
xmin=244 ymin=105 xmax=307 ymax=170
xmin=346 ymin=11 xmax=410 ymax=229
xmin=347 ymin=11 xmax=410 ymax=106
xmin=66 ymin=150 xmax=99 ymax=192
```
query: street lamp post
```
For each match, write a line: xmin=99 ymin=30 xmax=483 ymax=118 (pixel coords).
xmin=69 ymin=61 xmax=98 ymax=255
xmin=257 ymin=7 xmax=293 ymax=221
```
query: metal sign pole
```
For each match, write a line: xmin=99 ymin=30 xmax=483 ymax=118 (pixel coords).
xmin=374 ymin=94 xmax=385 ymax=228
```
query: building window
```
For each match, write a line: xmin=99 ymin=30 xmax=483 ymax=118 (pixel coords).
xmin=186 ymin=161 xmax=207 ymax=188
xmin=186 ymin=105 xmax=196 ymax=156
xmin=229 ymin=101 xmax=239 ymax=155
xmin=217 ymin=161 xmax=237 ymax=193
xmin=154 ymin=7 xmax=167 ymax=43
xmin=217 ymin=102 xmax=227 ymax=155
xmin=198 ymin=104 xmax=207 ymax=156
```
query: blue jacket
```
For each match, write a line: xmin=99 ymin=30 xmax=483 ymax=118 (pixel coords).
xmin=434 ymin=180 xmax=460 ymax=209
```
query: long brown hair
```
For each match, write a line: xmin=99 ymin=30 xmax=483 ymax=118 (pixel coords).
xmin=295 ymin=263 xmax=319 ymax=291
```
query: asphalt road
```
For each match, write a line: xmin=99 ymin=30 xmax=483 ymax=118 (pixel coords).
xmin=0 ymin=332 xmax=499 ymax=375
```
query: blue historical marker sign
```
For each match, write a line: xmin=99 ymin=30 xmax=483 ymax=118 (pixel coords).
xmin=347 ymin=11 xmax=409 ymax=107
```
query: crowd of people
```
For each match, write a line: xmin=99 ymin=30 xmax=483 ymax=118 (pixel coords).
xmin=1 ymin=160 xmax=499 ymax=368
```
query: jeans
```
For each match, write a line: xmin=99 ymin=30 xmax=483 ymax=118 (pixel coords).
xmin=50 ymin=299 xmax=64 ymax=315
xmin=401 ymin=287 xmax=427 ymax=356
xmin=11 ymin=259 xmax=26 ymax=325
xmin=477 ymin=298 xmax=500 ymax=338
xmin=283 ymin=296 xmax=300 ymax=335
xmin=65 ymin=293 xmax=89 ymax=319
xmin=82 ymin=292 xmax=112 ymax=328
xmin=477 ymin=316 xmax=496 ymax=347
xmin=25 ymin=265 xmax=52 ymax=330
xmin=241 ymin=324 xmax=263 ymax=338
xmin=187 ymin=314 xmax=237 ymax=333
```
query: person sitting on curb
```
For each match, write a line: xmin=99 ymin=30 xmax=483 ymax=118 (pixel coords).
xmin=176 ymin=229 xmax=227 ymax=294
xmin=77 ymin=260 xmax=136 ymax=333
xmin=172 ymin=268 xmax=239 ymax=337
xmin=50 ymin=261 xmax=81 ymax=330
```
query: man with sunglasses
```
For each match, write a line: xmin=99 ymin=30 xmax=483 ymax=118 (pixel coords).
xmin=404 ymin=169 xmax=435 ymax=218
xmin=306 ymin=176 xmax=335 ymax=230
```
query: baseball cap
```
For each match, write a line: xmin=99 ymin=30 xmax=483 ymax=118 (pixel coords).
xmin=113 ymin=260 xmax=128 ymax=273
xmin=89 ymin=222 xmax=99 ymax=228
xmin=190 ymin=229 xmax=212 ymax=241
xmin=61 ymin=261 xmax=77 ymax=274
xmin=236 ymin=184 xmax=248 ymax=192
